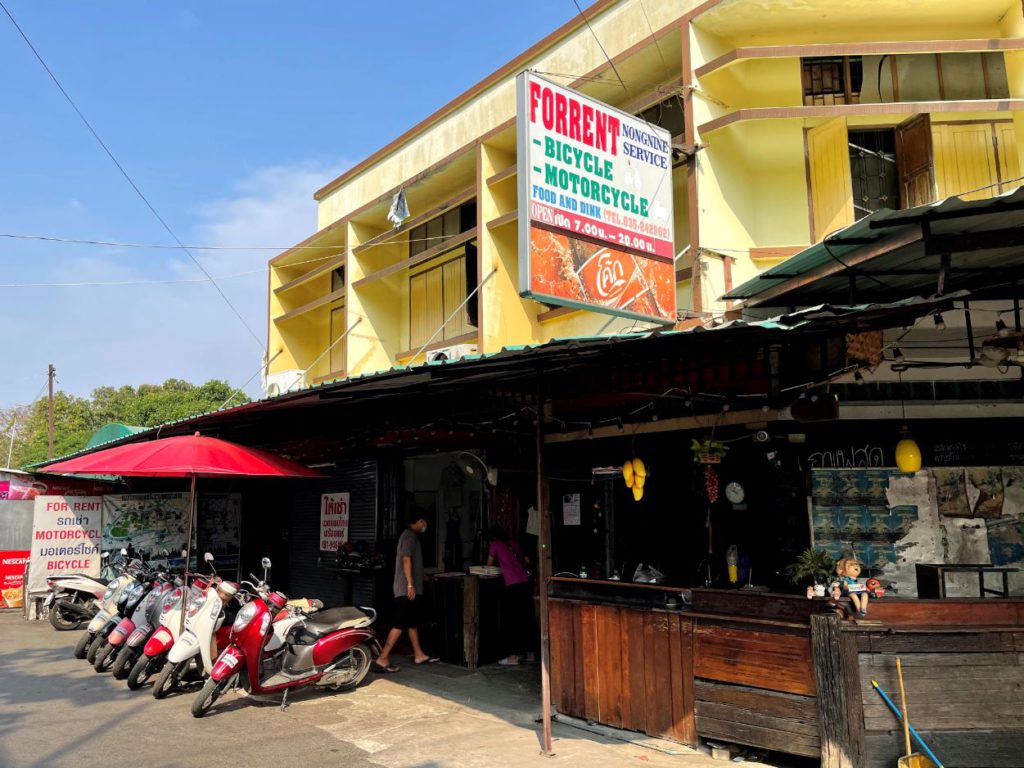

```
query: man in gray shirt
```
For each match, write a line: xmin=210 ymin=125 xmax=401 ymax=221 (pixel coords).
xmin=375 ymin=510 xmax=438 ymax=672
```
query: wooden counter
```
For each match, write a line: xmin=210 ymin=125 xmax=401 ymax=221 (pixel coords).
xmin=547 ymin=579 xmax=1024 ymax=767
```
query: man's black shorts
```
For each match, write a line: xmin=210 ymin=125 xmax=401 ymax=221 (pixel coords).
xmin=392 ymin=596 xmax=423 ymax=629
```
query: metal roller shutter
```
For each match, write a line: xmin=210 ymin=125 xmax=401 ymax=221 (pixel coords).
xmin=287 ymin=460 xmax=379 ymax=607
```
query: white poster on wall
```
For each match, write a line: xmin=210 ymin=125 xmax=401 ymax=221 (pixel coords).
xmin=562 ymin=493 xmax=581 ymax=526
xmin=27 ymin=496 xmax=103 ymax=595
xmin=320 ymin=492 xmax=350 ymax=551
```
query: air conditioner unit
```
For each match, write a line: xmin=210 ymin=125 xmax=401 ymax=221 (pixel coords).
xmin=426 ymin=344 xmax=478 ymax=363
xmin=264 ymin=369 xmax=306 ymax=397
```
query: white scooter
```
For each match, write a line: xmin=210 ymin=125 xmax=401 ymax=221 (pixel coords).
xmin=73 ymin=551 xmax=134 ymax=658
xmin=152 ymin=553 xmax=236 ymax=699
xmin=44 ymin=551 xmax=116 ymax=631
xmin=126 ymin=576 xmax=208 ymax=690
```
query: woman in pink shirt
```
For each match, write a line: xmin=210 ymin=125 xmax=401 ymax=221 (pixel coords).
xmin=487 ymin=525 xmax=535 ymax=666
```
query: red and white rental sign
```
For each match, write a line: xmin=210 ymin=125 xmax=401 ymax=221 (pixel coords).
xmin=27 ymin=496 xmax=103 ymax=596
xmin=517 ymin=71 xmax=676 ymax=323
xmin=320 ymin=493 xmax=350 ymax=551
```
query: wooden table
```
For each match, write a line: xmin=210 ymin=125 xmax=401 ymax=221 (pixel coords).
xmin=915 ymin=563 xmax=1019 ymax=598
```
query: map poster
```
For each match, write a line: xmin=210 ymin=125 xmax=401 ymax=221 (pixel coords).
xmin=102 ymin=493 xmax=193 ymax=561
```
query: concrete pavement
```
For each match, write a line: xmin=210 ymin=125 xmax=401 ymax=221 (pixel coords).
xmin=0 ymin=612 xmax=789 ymax=768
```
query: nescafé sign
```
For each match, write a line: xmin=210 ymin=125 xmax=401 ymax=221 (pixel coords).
xmin=516 ymin=71 xmax=676 ymax=323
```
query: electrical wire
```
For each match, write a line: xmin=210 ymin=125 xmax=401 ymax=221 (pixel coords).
xmin=638 ymin=0 xmax=671 ymax=84
xmin=0 ymin=268 xmax=267 ymax=289
xmin=570 ymin=0 xmax=629 ymax=97
xmin=0 ymin=233 xmax=345 ymax=251
xmin=0 ymin=1 xmax=264 ymax=349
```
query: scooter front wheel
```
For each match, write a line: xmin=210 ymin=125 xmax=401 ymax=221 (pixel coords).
xmin=94 ymin=640 xmax=118 ymax=672
xmin=86 ymin=635 xmax=107 ymax=665
xmin=152 ymin=659 xmax=187 ymax=699
xmin=127 ymin=654 xmax=160 ymax=690
xmin=191 ymin=675 xmax=233 ymax=718
xmin=111 ymin=647 xmax=137 ymax=680
xmin=73 ymin=632 xmax=93 ymax=659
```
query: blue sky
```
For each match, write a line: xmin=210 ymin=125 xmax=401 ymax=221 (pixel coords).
xmin=0 ymin=1 xmax=578 ymax=409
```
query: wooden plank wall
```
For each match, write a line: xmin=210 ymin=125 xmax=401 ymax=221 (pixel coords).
xmin=858 ymin=635 xmax=1024 ymax=768
xmin=693 ymin=622 xmax=816 ymax=696
xmin=693 ymin=620 xmax=820 ymax=758
xmin=549 ymin=600 xmax=822 ymax=758
xmin=548 ymin=600 xmax=695 ymax=744
xmin=694 ymin=681 xmax=821 ymax=758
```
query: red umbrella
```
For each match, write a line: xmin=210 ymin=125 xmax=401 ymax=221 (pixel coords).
xmin=46 ymin=433 xmax=322 ymax=596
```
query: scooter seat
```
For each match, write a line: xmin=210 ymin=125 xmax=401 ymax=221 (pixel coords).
xmin=302 ymin=607 xmax=368 ymax=637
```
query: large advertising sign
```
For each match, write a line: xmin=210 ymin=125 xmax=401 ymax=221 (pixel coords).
xmin=517 ymin=71 xmax=676 ymax=323
xmin=320 ymin=492 xmax=350 ymax=551
xmin=27 ymin=496 xmax=103 ymax=596
xmin=0 ymin=501 xmax=33 ymax=608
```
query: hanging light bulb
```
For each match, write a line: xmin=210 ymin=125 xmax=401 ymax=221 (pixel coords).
xmin=933 ymin=312 xmax=945 ymax=331
xmin=996 ymin=318 xmax=1010 ymax=337
xmin=854 ymin=370 xmax=866 ymax=386
xmin=895 ymin=426 xmax=922 ymax=473
xmin=893 ymin=346 xmax=905 ymax=363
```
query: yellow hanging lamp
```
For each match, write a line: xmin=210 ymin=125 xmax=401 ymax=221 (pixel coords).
xmin=895 ymin=427 xmax=922 ymax=473
xmin=894 ymin=372 xmax=921 ymax=473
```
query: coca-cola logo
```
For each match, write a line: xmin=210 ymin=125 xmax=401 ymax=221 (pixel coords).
xmin=593 ymin=252 xmax=627 ymax=300
xmin=578 ymin=248 xmax=646 ymax=309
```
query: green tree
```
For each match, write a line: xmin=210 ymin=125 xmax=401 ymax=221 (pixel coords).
xmin=7 ymin=378 xmax=247 ymax=468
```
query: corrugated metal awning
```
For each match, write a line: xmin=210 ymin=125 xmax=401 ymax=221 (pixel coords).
xmin=725 ymin=187 xmax=1024 ymax=307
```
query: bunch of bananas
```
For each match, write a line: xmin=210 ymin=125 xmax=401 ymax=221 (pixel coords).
xmin=622 ymin=458 xmax=647 ymax=501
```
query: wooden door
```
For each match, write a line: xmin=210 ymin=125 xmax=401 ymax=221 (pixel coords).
xmin=895 ymin=114 xmax=936 ymax=208
xmin=329 ymin=305 xmax=346 ymax=374
xmin=996 ymin=122 xmax=1020 ymax=194
xmin=806 ymin=118 xmax=854 ymax=242
xmin=932 ymin=121 xmax=999 ymax=200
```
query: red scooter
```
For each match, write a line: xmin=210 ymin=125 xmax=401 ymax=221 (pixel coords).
xmin=191 ymin=590 xmax=378 ymax=717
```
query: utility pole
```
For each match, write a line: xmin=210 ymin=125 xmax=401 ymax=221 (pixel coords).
xmin=5 ymin=418 xmax=15 ymax=469
xmin=47 ymin=364 xmax=56 ymax=459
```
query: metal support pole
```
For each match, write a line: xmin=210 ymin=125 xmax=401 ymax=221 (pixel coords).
xmin=964 ymin=300 xmax=976 ymax=363
xmin=6 ymin=418 xmax=16 ymax=468
xmin=535 ymin=373 xmax=553 ymax=755
xmin=47 ymin=364 xmax=56 ymax=459
xmin=180 ymin=474 xmax=198 ymax=634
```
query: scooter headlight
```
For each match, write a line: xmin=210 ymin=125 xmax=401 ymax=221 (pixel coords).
xmin=233 ymin=602 xmax=258 ymax=633
xmin=187 ymin=593 xmax=208 ymax=618
xmin=161 ymin=588 xmax=183 ymax=615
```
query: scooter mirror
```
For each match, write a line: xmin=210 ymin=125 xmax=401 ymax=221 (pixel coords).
xmin=204 ymin=552 xmax=215 ymax=563
xmin=161 ymin=548 xmax=169 ymax=557
xmin=261 ymin=557 xmax=272 ymax=569
xmin=181 ymin=550 xmax=188 ymax=558
xmin=120 ymin=548 xmax=128 ymax=556
xmin=101 ymin=552 xmax=110 ymax=560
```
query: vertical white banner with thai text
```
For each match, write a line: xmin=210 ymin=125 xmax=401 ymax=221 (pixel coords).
xmin=28 ymin=496 xmax=103 ymax=595
xmin=320 ymin=493 xmax=350 ymax=551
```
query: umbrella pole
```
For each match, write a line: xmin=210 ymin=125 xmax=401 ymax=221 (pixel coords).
xmin=180 ymin=475 xmax=197 ymax=635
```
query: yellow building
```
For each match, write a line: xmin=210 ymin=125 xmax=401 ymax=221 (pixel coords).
xmin=266 ymin=0 xmax=1024 ymax=390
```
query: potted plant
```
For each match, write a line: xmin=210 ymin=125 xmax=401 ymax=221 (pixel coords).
xmin=785 ymin=548 xmax=835 ymax=597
